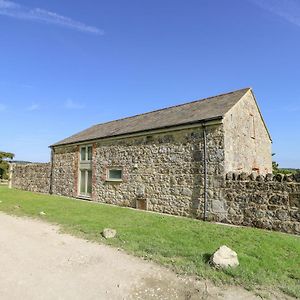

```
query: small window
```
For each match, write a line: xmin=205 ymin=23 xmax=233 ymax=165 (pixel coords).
xmin=107 ymin=169 xmax=123 ymax=181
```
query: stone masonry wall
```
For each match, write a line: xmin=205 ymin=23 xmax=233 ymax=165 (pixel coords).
xmin=92 ymin=125 xmax=225 ymax=218
xmin=51 ymin=145 xmax=78 ymax=197
xmin=208 ymin=172 xmax=300 ymax=235
xmin=10 ymin=163 xmax=51 ymax=194
xmin=223 ymin=90 xmax=272 ymax=175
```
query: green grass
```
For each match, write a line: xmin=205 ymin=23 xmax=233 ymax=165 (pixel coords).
xmin=0 ymin=186 xmax=299 ymax=298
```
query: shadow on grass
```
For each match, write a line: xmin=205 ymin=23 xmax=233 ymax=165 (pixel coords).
xmin=202 ymin=253 xmax=212 ymax=264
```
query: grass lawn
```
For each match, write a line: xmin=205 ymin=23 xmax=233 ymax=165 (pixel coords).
xmin=0 ymin=186 xmax=299 ymax=298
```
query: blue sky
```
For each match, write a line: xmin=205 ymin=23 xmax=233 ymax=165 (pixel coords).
xmin=0 ymin=0 xmax=299 ymax=167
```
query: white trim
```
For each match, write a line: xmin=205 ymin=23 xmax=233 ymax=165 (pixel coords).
xmin=78 ymin=144 xmax=93 ymax=197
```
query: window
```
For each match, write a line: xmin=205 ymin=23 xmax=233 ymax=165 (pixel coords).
xmin=80 ymin=145 xmax=92 ymax=161
xmin=80 ymin=170 xmax=92 ymax=196
xmin=79 ymin=145 xmax=93 ymax=198
xmin=107 ymin=168 xmax=123 ymax=181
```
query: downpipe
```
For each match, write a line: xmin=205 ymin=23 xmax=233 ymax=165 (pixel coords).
xmin=203 ymin=126 xmax=208 ymax=221
xmin=49 ymin=148 xmax=54 ymax=195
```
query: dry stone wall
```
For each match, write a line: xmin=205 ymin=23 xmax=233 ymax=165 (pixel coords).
xmin=10 ymin=163 xmax=51 ymax=194
xmin=209 ymin=172 xmax=300 ymax=235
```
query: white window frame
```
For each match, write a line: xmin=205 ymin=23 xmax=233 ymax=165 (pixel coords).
xmin=79 ymin=169 xmax=92 ymax=198
xmin=106 ymin=168 xmax=123 ymax=182
xmin=80 ymin=145 xmax=92 ymax=162
xmin=78 ymin=145 xmax=93 ymax=198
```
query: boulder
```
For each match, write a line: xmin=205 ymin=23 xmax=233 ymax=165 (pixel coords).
xmin=210 ymin=245 xmax=239 ymax=268
xmin=102 ymin=228 xmax=117 ymax=239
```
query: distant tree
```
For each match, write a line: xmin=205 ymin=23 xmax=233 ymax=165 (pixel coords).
xmin=0 ymin=151 xmax=14 ymax=180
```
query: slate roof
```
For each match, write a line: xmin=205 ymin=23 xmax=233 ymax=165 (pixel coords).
xmin=51 ymin=88 xmax=250 ymax=147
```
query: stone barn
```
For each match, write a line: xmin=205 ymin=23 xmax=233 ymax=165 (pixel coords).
xmin=49 ymin=88 xmax=272 ymax=218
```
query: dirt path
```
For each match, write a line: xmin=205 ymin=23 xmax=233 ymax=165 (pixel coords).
xmin=0 ymin=213 xmax=283 ymax=300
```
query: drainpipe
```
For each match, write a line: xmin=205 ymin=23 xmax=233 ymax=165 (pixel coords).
xmin=49 ymin=147 xmax=54 ymax=194
xmin=203 ymin=125 xmax=208 ymax=221
xmin=8 ymin=163 xmax=13 ymax=189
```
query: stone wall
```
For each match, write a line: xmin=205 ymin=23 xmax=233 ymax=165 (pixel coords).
xmin=9 ymin=124 xmax=299 ymax=235
xmin=51 ymin=145 xmax=78 ymax=197
xmin=209 ymin=172 xmax=300 ymax=235
xmin=92 ymin=125 xmax=224 ymax=218
xmin=10 ymin=163 xmax=51 ymax=194
xmin=52 ymin=125 xmax=225 ymax=219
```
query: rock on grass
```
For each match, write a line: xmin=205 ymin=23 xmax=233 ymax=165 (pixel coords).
xmin=102 ymin=228 xmax=117 ymax=239
xmin=210 ymin=245 xmax=239 ymax=268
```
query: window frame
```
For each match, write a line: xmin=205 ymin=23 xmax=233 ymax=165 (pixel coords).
xmin=79 ymin=169 xmax=92 ymax=197
xmin=106 ymin=168 xmax=123 ymax=182
xmin=80 ymin=145 xmax=92 ymax=162
xmin=78 ymin=144 xmax=93 ymax=198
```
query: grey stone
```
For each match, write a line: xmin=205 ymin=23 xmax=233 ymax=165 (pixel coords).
xmin=294 ymin=173 xmax=300 ymax=183
xmin=284 ymin=174 xmax=294 ymax=182
xmin=239 ymin=172 xmax=248 ymax=181
xmin=249 ymin=172 xmax=257 ymax=181
xmin=256 ymin=175 xmax=265 ymax=182
xmin=226 ymin=172 xmax=234 ymax=180
xmin=136 ymin=185 xmax=145 ymax=198
xmin=211 ymin=200 xmax=227 ymax=213
xmin=265 ymin=173 xmax=273 ymax=181
xmin=210 ymin=245 xmax=239 ymax=268
xmin=182 ymin=188 xmax=193 ymax=197
xmin=102 ymin=228 xmax=117 ymax=239
xmin=274 ymin=174 xmax=284 ymax=182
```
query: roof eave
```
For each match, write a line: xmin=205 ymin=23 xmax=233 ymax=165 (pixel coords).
xmin=49 ymin=116 xmax=223 ymax=148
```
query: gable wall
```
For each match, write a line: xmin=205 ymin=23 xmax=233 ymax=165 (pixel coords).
xmin=223 ymin=91 xmax=272 ymax=175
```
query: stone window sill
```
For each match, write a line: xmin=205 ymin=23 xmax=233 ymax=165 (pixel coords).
xmin=77 ymin=195 xmax=91 ymax=200
xmin=105 ymin=179 xmax=123 ymax=183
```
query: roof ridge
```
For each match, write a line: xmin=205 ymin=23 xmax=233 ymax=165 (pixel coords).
xmin=89 ymin=87 xmax=251 ymax=129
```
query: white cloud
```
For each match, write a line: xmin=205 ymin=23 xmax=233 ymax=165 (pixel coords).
xmin=0 ymin=0 xmax=103 ymax=35
xmin=65 ymin=99 xmax=85 ymax=110
xmin=27 ymin=103 xmax=39 ymax=111
xmin=249 ymin=0 xmax=300 ymax=28
xmin=0 ymin=103 xmax=6 ymax=111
